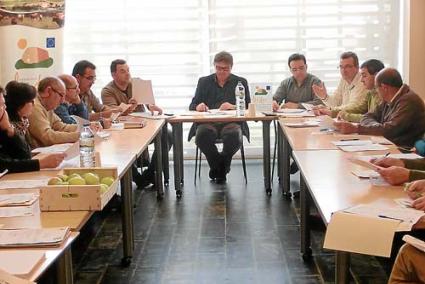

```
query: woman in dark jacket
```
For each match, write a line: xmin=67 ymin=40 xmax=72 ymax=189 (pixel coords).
xmin=0 ymin=84 xmax=65 ymax=173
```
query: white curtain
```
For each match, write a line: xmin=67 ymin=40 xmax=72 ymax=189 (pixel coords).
xmin=64 ymin=0 xmax=400 ymax=157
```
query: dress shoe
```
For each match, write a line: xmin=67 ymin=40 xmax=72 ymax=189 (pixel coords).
xmin=290 ymin=161 xmax=299 ymax=174
xmin=135 ymin=169 xmax=155 ymax=189
xmin=209 ymin=169 xmax=218 ymax=180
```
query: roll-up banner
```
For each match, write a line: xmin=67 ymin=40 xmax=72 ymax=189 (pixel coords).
xmin=0 ymin=0 xmax=64 ymax=86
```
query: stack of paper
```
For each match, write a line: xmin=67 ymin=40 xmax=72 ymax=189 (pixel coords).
xmin=0 ymin=251 xmax=45 ymax=278
xmin=0 ymin=227 xmax=70 ymax=248
xmin=0 ymin=193 xmax=39 ymax=218
xmin=0 ymin=180 xmax=47 ymax=190
xmin=283 ymin=120 xmax=320 ymax=128
xmin=332 ymin=140 xmax=388 ymax=152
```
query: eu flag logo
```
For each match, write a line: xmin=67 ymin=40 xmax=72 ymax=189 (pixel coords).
xmin=46 ymin=37 xmax=55 ymax=48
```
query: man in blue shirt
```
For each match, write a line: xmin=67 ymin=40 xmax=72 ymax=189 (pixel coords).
xmin=55 ymin=74 xmax=88 ymax=124
xmin=188 ymin=51 xmax=251 ymax=183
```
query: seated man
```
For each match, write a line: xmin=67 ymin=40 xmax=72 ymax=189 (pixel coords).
xmin=55 ymin=74 xmax=111 ymax=129
xmin=333 ymin=68 xmax=425 ymax=148
xmin=27 ymin=77 xmax=80 ymax=148
xmin=337 ymin=59 xmax=384 ymax=122
xmin=102 ymin=59 xmax=172 ymax=188
xmin=55 ymin=74 xmax=88 ymax=124
xmin=313 ymin=51 xmax=367 ymax=117
xmin=188 ymin=51 xmax=251 ymax=183
xmin=72 ymin=60 xmax=115 ymax=120
xmin=389 ymin=242 xmax=425 ymax=283
xmin=272 ymin=53 xmax=322 ymax=111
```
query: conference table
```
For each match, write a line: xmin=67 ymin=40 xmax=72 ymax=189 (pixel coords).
xmin=168 ymin=112 xmax=278 ymax=198
xmin=277 ymin=116 xmax=413 ymax=283
xmin=0 ymin=119 xmax=165 ymax=283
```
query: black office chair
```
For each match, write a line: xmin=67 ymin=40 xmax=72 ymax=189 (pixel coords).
xmin=194 ymin=139 xmax=247 ymax=184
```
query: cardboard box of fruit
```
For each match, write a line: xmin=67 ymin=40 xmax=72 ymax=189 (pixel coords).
xmin=40 ymin=167 xmax=118 ymax=211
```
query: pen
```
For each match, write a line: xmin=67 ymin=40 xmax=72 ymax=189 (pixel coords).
xmin=378 ymin=215 xmax=404 ymax=222
xmin=340 ymin=138 xmax=359 ymax=141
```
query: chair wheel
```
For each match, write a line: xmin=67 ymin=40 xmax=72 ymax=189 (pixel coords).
xmin=176 ymin=190 xmax=182 ymax=199
xmin=121 ymin=256 xmax=132 ymax=267
xmin=164 ymin=181 xmax=169 ymax=187
xmin=302 ymin=248 xmax=313 ymax=261
xmin=266 ymin=188 xmax=272 ymax=196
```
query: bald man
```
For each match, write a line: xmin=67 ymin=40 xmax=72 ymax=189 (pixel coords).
xmin=333 ymin=68 xmax=425 ymax=148
xmin=27 ymin=77 xmax=79 ymax=148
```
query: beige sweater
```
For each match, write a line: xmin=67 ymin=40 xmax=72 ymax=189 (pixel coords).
xmin=27 ymin=96 xmax=79 ymax=148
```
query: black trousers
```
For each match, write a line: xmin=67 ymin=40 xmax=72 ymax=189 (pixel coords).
xmin=195 ymin=122 xmax=242 ymax=172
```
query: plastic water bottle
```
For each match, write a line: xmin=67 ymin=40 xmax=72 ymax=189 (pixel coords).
xmin=80 ymin=124 xmax=95 ymax=167
xmin=235 ymin=81 xmax=246 ymax=116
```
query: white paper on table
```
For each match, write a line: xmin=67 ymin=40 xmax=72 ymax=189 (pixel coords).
xmin=40 ymin=156 xmax=80 ymax=171
xmin=0 ymin=180 xmax=47 ymax=190
xmin=371 ymin=136 xmax=394 ymax=145
xmin=403 ymin=235 xmax=425 ymax=253
xmin=131 ymin=78 xmax=155 ymax=105
xmin=0 ymin=227 xmax=69 ymax=247
xmin=70 ymin=115 xmax=90 ymax=130
xmin=0 ymin=206 xmax=36 ymax=218
xmin=0 ymin=267 xmax=35 ymax=284
xmin=31 ymin=143 xmax=74 ymax=155
xmin=332 ymin=140 xmax=372 ymax=146
xmin=324 ymin=211 xmax=399 ymax=257
xmin=348 ymin=157 xmax=381 ymax=170
xmin=275 ymin=110 xmax=316 ymax=117
xmin=338 ymin=144 xmax=388 ymax=152
xmin=0 ymin=193 xmax=38 ymax=207
xmin=351 ymin=169 xmax=379 ymax=179
xmin=0 ymin=251 xmax=45 ymax=278
xmin=395 ymin=198 xmax=413 ymax=208
xmin=276 ymin=108 xmax=304 ymax=113
xmin=109 ymin=123 xmax=125 ymax=130
xmin=283 ymin=121 xmax=320 ymax=128
xmin=359 ymin=153 xmax=422 ymax=161
xmin=301 ymin=103 xmax=314 ymax=111
xmin=129 ymin=112 xmax=173 ymax=120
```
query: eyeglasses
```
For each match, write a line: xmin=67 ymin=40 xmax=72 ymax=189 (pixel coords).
xmin=67 ymin=86 xmax=79 ymax=90
xmin=290 ymin=66 xmax=306 ymax=72
xmin=50 ymin=87 xmax=65 ymax=98
xmin=215 ymin=65 xmax=231 ymax=72
xmin=338 ymin=64 xmax=355 ymax=70
xmin=82 ymin=75 xmax=96 ymax=81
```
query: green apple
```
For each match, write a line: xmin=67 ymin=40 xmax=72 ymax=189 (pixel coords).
xmin=100 ymin=183 xmax=109 ymax=193
xmin=57 ymin=174 xmax=68 ymax=182
xmin=68 ymin=173 xmax=82 ymax=180
xmin=68 ymin=176 xmax=86 ymax=185
xmin=100 ymin=176 xmax=114 ymax=186
xmin=48 ymin=177 xmax=62 ymax=185
xmin=84 ymin=172 xmax=100 ymax=185
xmin=57 ymin=181 xmax=69 ymax=185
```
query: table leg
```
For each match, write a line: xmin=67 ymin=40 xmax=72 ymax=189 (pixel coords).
xmin=172 ymin=123 xmax=183 ymax=198
xmin=281 ymin=126 xmax=291 ymax=197
xmin=56 ymin=246 xmax=73 ymax=284
xmin=120 ymin=169 xmax=134 ymax=266
xmin=300 ymin=174 xmax=312 ymax=260
xmin=155 ymin=127 xmax=164 ymax=199
xmin=262 ymin=121 xmax=272 ymax=195
xmin=335 ymin=251 xmax=351 ymax=284
xmin=161 ymin=123 xmax=169 ymax=186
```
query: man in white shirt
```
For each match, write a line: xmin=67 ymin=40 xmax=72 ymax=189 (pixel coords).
xmin=313 ymin=51 xmax=367 ymax=117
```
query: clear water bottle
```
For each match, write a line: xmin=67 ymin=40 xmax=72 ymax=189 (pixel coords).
xmin=235 ymin=81 xmax=246 ymax=116
xmin=80 ymin=124 xmax=95 ymax=167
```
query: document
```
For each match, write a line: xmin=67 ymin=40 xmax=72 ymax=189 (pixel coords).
xmin=0 ymin=179 xmax=47 ymax=190
xmin=283 ymin=120 xmax=320 ymax=128
xmin=131 ymin=78 xmax=155 ymax=104
xmin=0 ymin=267 xmax=35 ymax=284
xmin=0 ymin=251 xmax=45 ymax=278
xmin=301 ymin=103 xmax=314 ymax=111
xmin=119 ymin=103 xmax=132 ymax=114
xmin=332 ymin=140 xmax=372 ymax=146
xmin=359 ymin=153 xmax=422 ymax=161
xmin=129 ymin=112 xmax=174 ymax=120
xmin=0 ymin=227 xmax=70 ymax=248
xmin=348 ymin=157 xmax=381 ymax=171
xmin=274 ymin=109 xmax=316 ymax=117
xmin=402 ymin=235 xmax=425 ymax=253
xmin=40 ymin=156 xmax=80 ymax=171
xmin=0 ymin=206 xmax=36 ymax=218
xmin=351 ymin=169 xmax=379 ymax=179
xmin=31 ymin=142 xmax=78 ymax=160
xmin=0 ymin=193 xmax=38 ymax=207
xmin=70 ymin=115 xmax=89 ymax=130
xmin=338 ymin=144 xmax=388 ymax=152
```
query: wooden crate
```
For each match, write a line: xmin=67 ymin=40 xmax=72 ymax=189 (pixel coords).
xmin=40 ymin=167 xmax=118 ymax=211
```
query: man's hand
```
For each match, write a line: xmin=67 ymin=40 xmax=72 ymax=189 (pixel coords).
xmin=312 ymin=82 xmax=327 ymax=100
xmin=70 ymin=93 xmax=81 ymax=104
xmin=38 ymin=153 xmax=66 ymax=169
xmin=371 ymin=157 xmax=405 ymax=168
xmin=412 ymin=196 xmax=425 ymax=211
xmin=282 ymin=102 xmax=299 ymax=109
xmin=0 ymin=110 xmax=14 ymax=137
xmin=196 ymin=103 xmax=209 ymax=112
xmin=406 ymin=180 xmax=425 ymax=200
xmin=333 ymin=121 xmax=358 ymax=134
xmin=148 ymin=104 xmax=163 ymax=115
xmin=272 ymin=101 xmax=280 ymax=112
xmin=376 ymin=166 xmax=410 ymax=185
xmin=219 ymin=102 xmax=235 ymax=110
xmin=101 ymin=109 xmax=113 ymax=118
xmin=102 ymin=118 xmax=112 ymax=129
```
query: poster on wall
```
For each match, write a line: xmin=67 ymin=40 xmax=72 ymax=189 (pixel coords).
xmin=0 ymin=0 xmax=64 ymax=87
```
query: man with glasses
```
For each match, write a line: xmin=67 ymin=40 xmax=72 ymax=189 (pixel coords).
xmin=272 ymin=53 xmax=322 ymax=111
xmin=313 ymin=51 xmax=367 ymax=117
xmin=72 ymin=60 xmax=115 ymax=121
xmin=27 ymin=77 xmax=80 ymax=148
xmin=188 ymin=51 xmax=251 ymax=183
xmin=55 ymin=74 xmax=88 ymax=124
xmin=334 ymin=68 xmax=425 ymax=148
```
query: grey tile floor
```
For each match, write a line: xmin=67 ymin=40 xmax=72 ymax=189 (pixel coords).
xmin=73 ymin=160 xmax=390 ymax=284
